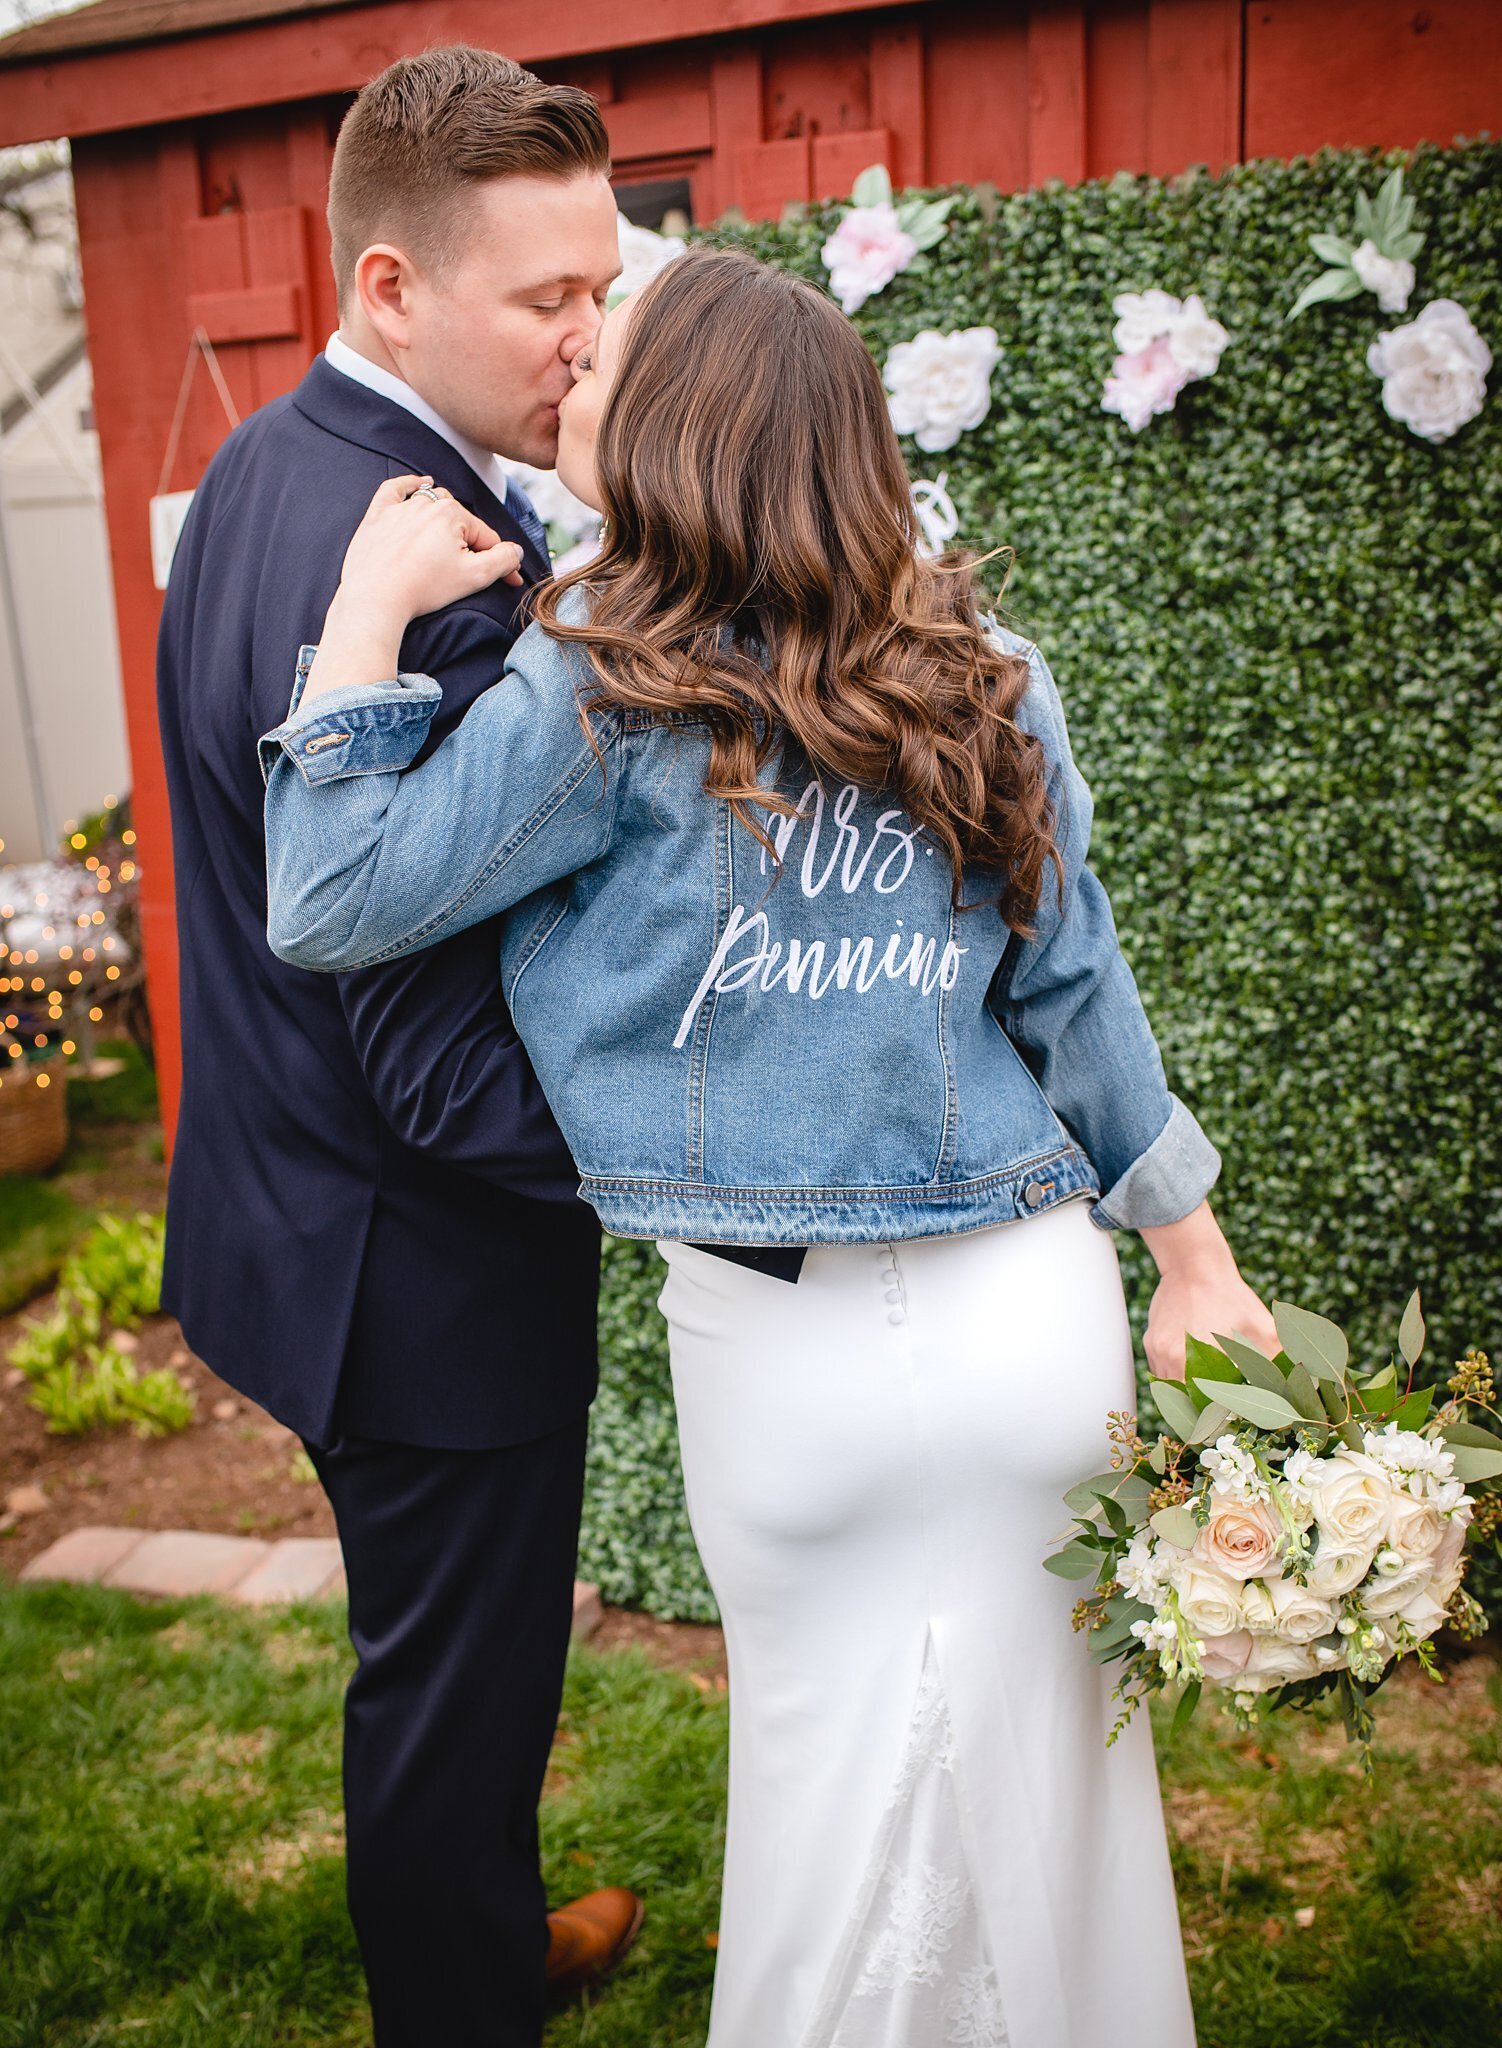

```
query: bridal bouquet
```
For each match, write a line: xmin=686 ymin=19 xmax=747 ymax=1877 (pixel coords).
xmin=1047 ymin=1294 xmax=1502 ymax=1765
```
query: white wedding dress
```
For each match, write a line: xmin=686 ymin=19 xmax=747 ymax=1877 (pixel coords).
xmin=658 ymin=1198 xmax=1198 ymax=2048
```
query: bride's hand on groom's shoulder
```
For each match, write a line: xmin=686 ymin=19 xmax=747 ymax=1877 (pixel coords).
xmin=337 ymin=474 xmax=525 ymax=629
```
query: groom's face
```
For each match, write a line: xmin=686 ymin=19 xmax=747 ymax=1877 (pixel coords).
xmin=401 ymin=172 xmax=621 ymax=468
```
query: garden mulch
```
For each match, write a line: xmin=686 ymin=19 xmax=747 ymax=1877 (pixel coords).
xmin=0 ymin=1296 xmax=729 ymax=1683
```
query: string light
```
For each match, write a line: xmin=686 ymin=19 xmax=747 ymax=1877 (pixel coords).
xmin=0 ymin=802 xmax=142 ymax=1087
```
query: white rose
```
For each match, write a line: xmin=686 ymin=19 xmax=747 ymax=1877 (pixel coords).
xmin=820 ymin=203 xmax=919 ymax=316
xmin=1361 ymin=1555 xmax=1435 ymax=1618
xmin=1351 ymin=238 xmax=1415 ymax=314
xmin=1367 ymin=299 xmax=1492 ymax=444
xmin=884 ymin=327 xmax=1001 ymax=453
xmin=1174 ymin=1565 xmax=1245 ymax=1640
xmin=1238 ymin=1579 xmax=1279 ymax=1636
xmin=1193 ymin=1494 xmax=1284 ymax=1580
xmin=1163 ymin=294 xmax=1230 ymax=379
xmin=1430 ymin=1505 xmax=1473 ymax=1583
xmin=1391 ymin=1587 xmax=1450 ymax=1640
xmin=1385 ymin=1490 xmax=1444 ymax=1563
xmin=1196 ymin=1628 xmax=1255 ymax=1681
xmin=1307 ymin=1538 xmax=1377 ymax=1598
xmin=1110 ymin=288 xmax=1183 ymax=354
xmin=1240 ymin=1638 xmax=1322 ymax=1691
xmin=612 ymin=215 xmax=686 ymax=303
xmin=1309 ymin=1451 xmax=1393 ymax=1549
xmin=1263 ymin=1575 xmax=1341 ymax=1645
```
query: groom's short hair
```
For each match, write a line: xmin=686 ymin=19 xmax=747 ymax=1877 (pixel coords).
xmin=328 ymin=45 xmax=612 ymax=306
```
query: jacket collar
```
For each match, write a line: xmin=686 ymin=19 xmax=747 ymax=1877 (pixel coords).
xmin=291 ymin=354 xmax=553 ymax=586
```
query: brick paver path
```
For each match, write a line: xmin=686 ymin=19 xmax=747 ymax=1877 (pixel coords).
xmin=21 ymin=1525 xmax=602 ymax=1637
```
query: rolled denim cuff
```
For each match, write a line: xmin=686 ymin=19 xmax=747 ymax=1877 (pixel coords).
xmin=258 ymin=645 xmax=442 ymax=787
xmin=1088 ymin=1092 xmax=1222 ymax=1231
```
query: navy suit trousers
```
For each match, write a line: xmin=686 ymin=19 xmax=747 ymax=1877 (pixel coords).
xmin=305 ymin=1418 xmax=590 ymax=2048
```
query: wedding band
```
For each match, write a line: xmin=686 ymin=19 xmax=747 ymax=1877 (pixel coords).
xmin=411 ymin=484 xmax=440 ymax=502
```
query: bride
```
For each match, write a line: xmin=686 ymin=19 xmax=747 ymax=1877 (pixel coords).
xmin=260 ymin=245 xmax=1276 ymax=2047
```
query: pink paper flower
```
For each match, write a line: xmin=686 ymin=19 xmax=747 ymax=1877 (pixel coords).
xmin=1100 ymin=337 xmax=1191 ymax=433
xmin=821 ymin=203 xmax=919 ymax=316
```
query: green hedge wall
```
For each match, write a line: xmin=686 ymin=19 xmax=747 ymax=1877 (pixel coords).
xmin=577 ymin=139 xmax=1502 ymax=1625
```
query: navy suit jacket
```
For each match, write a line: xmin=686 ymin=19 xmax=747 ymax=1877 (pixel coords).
xmin=156 ymin=355 xmax=601 ymax=1449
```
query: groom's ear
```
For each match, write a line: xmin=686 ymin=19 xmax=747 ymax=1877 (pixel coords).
xmin=354 ymin=243 xmax=421 ymax=356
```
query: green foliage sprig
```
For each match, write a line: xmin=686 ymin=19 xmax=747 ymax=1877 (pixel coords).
xmin=1287 ymin=165 xmax=1425 ymax=319
xmin=11 ymin=1210 xmax=191 ymax=1438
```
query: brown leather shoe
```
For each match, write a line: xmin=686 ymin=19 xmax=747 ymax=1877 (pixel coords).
xmin=545 ymin=1886 xmax=645 ymax=1999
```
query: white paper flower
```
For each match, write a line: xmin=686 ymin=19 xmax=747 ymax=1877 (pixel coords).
xmin=1111 ymin=289 xmax=1184 ymax=354
xmin=611 ymin=214 xmax=685 ymax=305
xmin=1163 ymin=294 xmax=1231 ymax=379
xmin=884 ymin=327 xmax=1000 ymax=453
xmin=1351 ymin=238 xmax=1415 ymax=314
xmin=1367 ymin=299 xmax=1492 ymax=443
xmin=1100 ymin=337 xmax=1190 ymax=433
xmin=821 ymin=202 xmax=919 ymax=316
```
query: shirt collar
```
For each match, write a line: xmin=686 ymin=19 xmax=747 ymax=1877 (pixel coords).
xmin=324 ymin=332 xmax=511 ymax=506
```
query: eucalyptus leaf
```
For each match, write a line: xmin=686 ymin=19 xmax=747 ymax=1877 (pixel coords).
xmin=1187 ymin=1399 xmax=1235 ymax=1446
xmin=1338 ymin=1419 xmax=1366 ymax=1452
xmin=850 ymin=164 xmax=893 ymax=209
xmin=1449 ymin=1446 xmax=1502 ymax=1483
xmin=1149 ymin=1378 xmax=1201 ymax=1441
xmin=1064 ymin=1470 xmax=1121 ymax=1515
xmin=1148 ymin=1442 xmax=1168 ymax=1476
xmin=1442 ymin=1421 xmax=1502 ymax=1451
xmin=1096 ymin=1490 xmax=1131 ymax=1537
xmin=1043 ymin=1544 xmax=1103 ymax=1580
xmin=1090 ymin=1612 xmax=1141 ymax=1652
xmin=1398 ymin=1290 xmax=1426 ymax=1369
xmin=1194 ymin=1379 xmax=1304 ymax=1430
xmin=1150 ymin=1504 xmax=1201 ymax=1549
xmin=1319 ymin=1378 xmax=1348 ymax=1422
xmin=1214 ymin=1334 xmax=1290 ymax=1393
xmin=1273 ymin=1301 xmax=1349 ymax=1382
xmin=1284 ymin=1359 xmax=1326 ymax=1422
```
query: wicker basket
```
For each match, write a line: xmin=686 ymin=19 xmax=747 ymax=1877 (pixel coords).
xmin=0 ymin=1059 xmax=69 ymax=1177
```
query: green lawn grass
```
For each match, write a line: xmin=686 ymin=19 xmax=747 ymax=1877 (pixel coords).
xmin=1 ymin=1584 xmax=1498 ymax=2047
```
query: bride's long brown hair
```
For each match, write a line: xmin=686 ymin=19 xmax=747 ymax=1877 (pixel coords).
xmin=532 ymin=246 xmax=1061 ymax=932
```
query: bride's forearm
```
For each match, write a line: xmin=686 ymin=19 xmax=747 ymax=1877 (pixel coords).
xmin=303 ymin=584 xmax=409 ymax=706
xmin=1138 ymin=1199 xmax=1239 ymax=1283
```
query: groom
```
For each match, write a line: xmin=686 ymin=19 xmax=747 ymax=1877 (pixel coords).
xmin=155 ymin=47 xmax=637 ymax=2046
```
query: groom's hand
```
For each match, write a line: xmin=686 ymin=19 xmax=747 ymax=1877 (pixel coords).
xmin=338 ymin=475 xmax=526 ymax=627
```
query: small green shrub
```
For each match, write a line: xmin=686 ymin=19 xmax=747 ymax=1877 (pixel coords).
xmin=10 ymin=1211 xmax=190 ymax=1439
xmin=60 ymin=1209 xmax=165 ymax=1326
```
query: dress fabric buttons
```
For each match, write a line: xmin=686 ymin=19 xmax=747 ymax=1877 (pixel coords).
xmin=887 ymin=1309 xmax=905 ymax=1326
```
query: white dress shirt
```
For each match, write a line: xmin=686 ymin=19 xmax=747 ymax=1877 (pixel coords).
xmin=323 ymin=330 xmax=517 ymax=516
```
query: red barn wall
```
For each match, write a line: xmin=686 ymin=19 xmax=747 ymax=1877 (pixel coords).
xmin=1 ymin=0 xmax=1495 ymax=1136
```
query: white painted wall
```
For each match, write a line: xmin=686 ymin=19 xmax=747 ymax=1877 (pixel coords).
xmin=0 ymin=353 xmax=130 ymax=861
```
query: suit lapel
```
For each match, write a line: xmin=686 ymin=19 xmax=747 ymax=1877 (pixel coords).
xmin=292 ymin=355 xmax=553 ymax=586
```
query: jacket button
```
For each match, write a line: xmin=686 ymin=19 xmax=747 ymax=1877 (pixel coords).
xmin=1022 ymin=1181 xmax=1046 ymax=1209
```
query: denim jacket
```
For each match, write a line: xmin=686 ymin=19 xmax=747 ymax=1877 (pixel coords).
xmin=260 ymin=613 xmax=1220 ymax=1246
